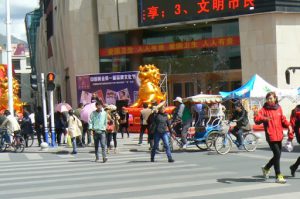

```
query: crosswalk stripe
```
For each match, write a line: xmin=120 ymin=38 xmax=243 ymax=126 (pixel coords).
xmin=122 ymin=183 xmax=290 ymax=199
xmin=245 ymin=192 xmax=300 ymax=199
xmin=9 ymin=175 xmax=278 ymax=199
xmin=233 ymin=153 xmax=295 ymax=162
xmin=0 ymin=162 xmax=198 ymax=177
xmin=0 ymin=153 xmax=161 ymax=168
xmin=0 ymin=153 xmax=10 ymax=161
xmin=0 ymin=171 xmax=235 ymax=196
xmin=24 ymin=153 xmax=43 ymax=160
xmin=0 ymin=157 xmax=175 ymax=172
xmin=0 ymin=166 xmax=211 ymax=186
xmin=0 ymin=153 xmax=153 ymax=165
xmin=0 ymin=166 xmax=223 ymax=189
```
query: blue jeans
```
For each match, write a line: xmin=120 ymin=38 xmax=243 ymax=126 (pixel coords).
xmin=151 ymin=132 xmax=172 ymax=160
xmin=71 ymin=137 xmax=77 ymax=153
xmin=93 ymin=132 xmax=107 ymax=159
xmin=232 ymin=127 xmax=244 ymax=146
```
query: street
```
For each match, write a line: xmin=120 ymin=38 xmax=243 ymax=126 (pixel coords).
xmin=0 ymin=134 xmax=300 ymax=199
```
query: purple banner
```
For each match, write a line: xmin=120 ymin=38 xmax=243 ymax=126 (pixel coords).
xmin=76 ymin=71 xmax=139 ymax=106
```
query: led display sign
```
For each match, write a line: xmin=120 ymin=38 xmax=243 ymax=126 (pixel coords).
xmin=138 ymin=0 xmax=300 ymax=26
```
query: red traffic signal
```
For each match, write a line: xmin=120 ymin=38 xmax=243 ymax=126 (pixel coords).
xmin=47 ymin=72 xmax=56 ymax=91
xmin=47 ymin=72 xmax=55 ymax=82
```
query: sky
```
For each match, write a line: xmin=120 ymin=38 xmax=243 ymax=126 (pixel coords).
xmin=0 ymin=0 xmax=39 ymax=42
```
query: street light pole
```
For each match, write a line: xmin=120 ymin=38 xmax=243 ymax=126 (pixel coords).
xmin=6 ymin=0 xmax=14 ymax=115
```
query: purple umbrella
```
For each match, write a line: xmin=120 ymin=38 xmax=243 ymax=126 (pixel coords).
xmin=80 ymin=102 xmax=96 ymax=123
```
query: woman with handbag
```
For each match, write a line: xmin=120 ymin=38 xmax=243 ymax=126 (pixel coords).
xmin=67 ymin=109 xmax=82 ymax=154
xmin=105 ymin=105 xmax=120 ymax=153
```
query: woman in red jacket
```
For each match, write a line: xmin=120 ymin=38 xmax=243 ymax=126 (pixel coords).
xmin=254 ymin=92 xmax=293 ymax=183
xmin=289 ymin=104 xmax=300 ymax=177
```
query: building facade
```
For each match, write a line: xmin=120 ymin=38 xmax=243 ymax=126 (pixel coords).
xmin=34 ymin=0 xmax=300 ymax=108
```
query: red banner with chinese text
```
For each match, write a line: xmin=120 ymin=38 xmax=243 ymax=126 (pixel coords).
xmin=99 ymin=36 xmax=240 ymax=57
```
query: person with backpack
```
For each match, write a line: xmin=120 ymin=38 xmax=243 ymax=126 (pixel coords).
xmin=289 ymin=104 xmax=300 ymax=177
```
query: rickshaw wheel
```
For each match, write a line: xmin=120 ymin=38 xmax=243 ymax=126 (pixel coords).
xmin=195 ymin=141 xmax=207 ymax=150
xmin=205 ymin=131 xmax=220 ymax=150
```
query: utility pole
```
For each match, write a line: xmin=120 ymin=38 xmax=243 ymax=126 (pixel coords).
xmin=6 ymin=0 xmax=14 ymax=115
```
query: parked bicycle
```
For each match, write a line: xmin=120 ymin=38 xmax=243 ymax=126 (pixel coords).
xmin=214 ymin=121 xmax=258 ymax=155
xmin=0 ymin=128 xmax=26 ymax=153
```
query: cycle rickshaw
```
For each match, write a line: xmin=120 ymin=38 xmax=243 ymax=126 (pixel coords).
xmin=160 ymin=94 xmax=225 ymax=151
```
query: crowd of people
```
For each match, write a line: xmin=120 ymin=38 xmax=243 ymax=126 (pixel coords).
xmin=0 ymin=91 xmax=300 ymax=184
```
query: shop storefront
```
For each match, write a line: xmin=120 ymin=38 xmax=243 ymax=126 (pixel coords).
xmin=100 ymin=21 xmax=243 ymax=101
xmin=98 ymin=0 xmax=300 ymax=103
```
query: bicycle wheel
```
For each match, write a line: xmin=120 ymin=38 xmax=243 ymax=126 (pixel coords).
xmin=243 ymin=133 xmax=258 ymax=152
xmin=215 ymin=134 xmax=232 ymax=155
xmin=27 ymin=134 xmax=34 ymax=147
xmin=14 ymin=135 xmax=25 ymax=153
xmin=205 ymin=131 xmax=221 ymax=150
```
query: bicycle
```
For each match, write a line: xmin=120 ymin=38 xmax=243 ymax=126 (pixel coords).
xmin=214 ymin=121 xmax=258 ymax=155
xmin=0 ymin=128 xmax=26 ymax=153
xmin=21 ymin=130 xmax=35 ymax=147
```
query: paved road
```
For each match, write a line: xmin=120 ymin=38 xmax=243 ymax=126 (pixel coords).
xmin=0 ymin=133 xmax=300 ymax=199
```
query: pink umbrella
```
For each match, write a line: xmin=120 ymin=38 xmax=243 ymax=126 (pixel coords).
xmin=80 ymin=102 xmax=96 ymax=123
xmin=55 ymin=102 xmax=72 ymax=113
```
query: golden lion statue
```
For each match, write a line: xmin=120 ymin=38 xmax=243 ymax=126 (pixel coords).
xmin=0 ymin=64 xmax=24 ymax=113
xmin=130 ymin=64 xmax=166 ymax=108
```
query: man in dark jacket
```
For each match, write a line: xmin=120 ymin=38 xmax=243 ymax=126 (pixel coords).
xmin=35 ymin=106 xmax=45 ymax=146
xmin=151 ymin=101 xmax=174 ymax=163
xmin=230 ymin=102 xmax=251 ymax=149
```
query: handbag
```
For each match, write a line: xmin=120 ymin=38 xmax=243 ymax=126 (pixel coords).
xmin=106 ymin=121 xmax=114 ymax=133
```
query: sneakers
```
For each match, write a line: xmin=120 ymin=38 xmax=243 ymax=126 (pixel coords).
xmin=95 ymin=157 xmax=100 ymax=162
xmin=103 ymin=157 xmax=108 ymax=163
xmin=275 ymin=174 xmax=287 ymax=184
xmin=150 ymin=158 xmax=154 ymax=162
xmin=71 ymin=151 xmax=77 ymax=155
xmin=290 ymin=165 xmax=297 ymax=177
xmin=168 ymin=159 xmax=175 ymax=163
xmin=261 ymin=166 xmax=270 ymax=179
xmin=238 ymin=145 xmax=244 ymax=150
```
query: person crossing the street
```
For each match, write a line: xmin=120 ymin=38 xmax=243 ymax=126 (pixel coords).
xmin=89 ymin=101 xmax=108 ymax=163
xmin=254 ymin=92 xmax=293 ymax=183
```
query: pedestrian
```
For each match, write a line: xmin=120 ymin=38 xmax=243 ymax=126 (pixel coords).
xmin=151 ymin=101 xmax=175 ymax=163
xmin=139 ymin=102 xmax=151 ymax=144
xmin=54 ymin=112 xmax=67 ymax=146
xmin=254 ymin=91 xmax=293 ymax=183
xmin=147 ymin=100 xmax=158 ymax=149
xmin=105 ymin=105 xmax=119 ymax=153
xmin=74 ymin=103 xmax=84 ymax=147
xmin=34 ymin=106 xmax=45 ymax=146
xmin=229 ymin=102 xmax=251 ymax=150
xmin=181 ymin=101 xmax=193 ymax=149
xmin=89 ymin=101 xmax=108 ymax=163
xmin=119 ymin=107 xmax=129 ymax=138
xmin=20 ymin=111 xmax=34 ymax=147
xmin=67 ymin=109 xmax=82 ymax=154
xmin=288 ymin=104 xmax=300 ymax=177
xmin=171 ymin=96 xmax=185 ymax=137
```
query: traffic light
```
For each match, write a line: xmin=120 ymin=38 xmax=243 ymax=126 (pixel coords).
xmin=47 ymin=72 xmax=56 ymax=91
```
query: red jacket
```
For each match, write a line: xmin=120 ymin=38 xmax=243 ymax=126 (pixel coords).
xmin=289 ymin=105 xmax=300 ymax=140
xmin=254 ymin=103 xmax=290 ymax=142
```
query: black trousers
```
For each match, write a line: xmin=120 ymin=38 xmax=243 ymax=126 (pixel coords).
xmin=265 ymin=141 xmax=282 ymax=176
xmin=291 ymin=157 xmax=300 ymax=170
